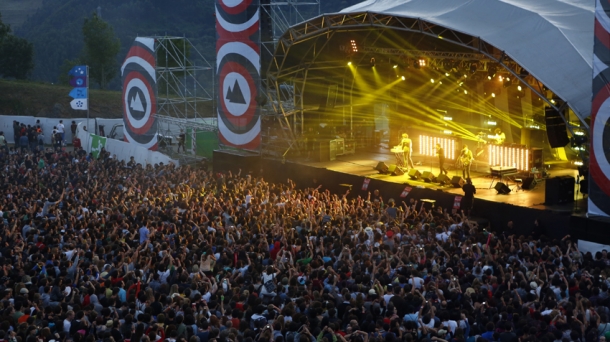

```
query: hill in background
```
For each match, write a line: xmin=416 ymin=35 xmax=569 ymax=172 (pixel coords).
xmin=14 ymin=0 xmax=362 ymax=89
xmin=0 ymin=0 xmax=44 ymax=29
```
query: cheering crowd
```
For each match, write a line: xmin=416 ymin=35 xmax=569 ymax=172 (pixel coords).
xmin=1 ymin=143 xmax=610 ymax=342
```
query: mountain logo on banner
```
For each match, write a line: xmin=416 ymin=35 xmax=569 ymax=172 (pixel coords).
xmin=130 ymin=92 xmax=145 ymax=112
xmin=226 ymin=79 xmax=246 ymax=104
xmin=127 ymin=87 xmax=147 ymax=120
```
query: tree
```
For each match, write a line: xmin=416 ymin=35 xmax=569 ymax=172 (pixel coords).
xmin=0 ymin=13 xmax=34 ymax=79
xmin=81 ymin=13 xmax=120 ymax=89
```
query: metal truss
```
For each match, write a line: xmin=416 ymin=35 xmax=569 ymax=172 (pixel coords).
xmin=265 ymin=11 xmax=589 ymax=157
xmin=360 ymin=47 xmax=487 ymax=61
xmin=147 ymin=36 xmax=216 ymax=159
xmin=259 ymin=0 xmax=320 ymax=158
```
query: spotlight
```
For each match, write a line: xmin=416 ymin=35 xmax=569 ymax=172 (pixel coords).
xmin=550 ymin=99 xmax=556 ymax=104
xmin=464 ymin=90 xmax=468 ymax=95
xmin=445 ymin=72 xmax=450 ymax=77
xmin=491 ymin=93 xmax=496 ymax=98
xmin=347 ymin=61 xmax=352 ymax=66
xmin=488 ymin=64 xmax=497 ymax=78
xmin=393 ymin=65 xmax=398 ymax=69
xmin=430 ymin=78 xmax=435 ymax=83
xmin=498 ymin=76 xmax=504 ymax=82
xmin=574 ymin=131 xmax=585 ymax=136
xmin=370 ymin=57 xmax=376 ymax=67
xmin=574 ymin=161 xmax=584 ymax=166
xmin=350 ymin=39 xmax=358 ymax=53
xmin=487 ymin=121 xmax=497 ymax=126
xmin=418 ymin=58 xmax=427 ymax=67
xmin=443 ymin=130 xmax=452 ymax=135
xmin=487 ymin=75 xmax=492 ymax=80
xmin=401 ymin=76 xmax=406 ymax=81
xmin=517 ymin=85 xmax=522 ymax=91
xmin=443 ymin=116 xmax=453 ymax=121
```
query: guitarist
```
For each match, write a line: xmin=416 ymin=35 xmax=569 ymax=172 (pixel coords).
xmin=460 ymin=145 xmax=474 ymax=180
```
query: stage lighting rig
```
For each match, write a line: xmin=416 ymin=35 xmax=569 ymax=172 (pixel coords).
xmin=350 ymin=39 xmax=358 ymax=53
xmin=418 ymin=58 xmax=427 ymax=67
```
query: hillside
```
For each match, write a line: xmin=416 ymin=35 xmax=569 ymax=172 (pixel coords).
xmin=0 ymin=79 xmax=122 ymax=118
xmin=0 ymin=0 xmax=43 ymax=29
xmin=11 ymin=0 xmax=362 ymax=88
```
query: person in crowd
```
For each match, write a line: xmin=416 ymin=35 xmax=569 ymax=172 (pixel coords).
xmin=0 ymin=146 xmax=608 ymax=342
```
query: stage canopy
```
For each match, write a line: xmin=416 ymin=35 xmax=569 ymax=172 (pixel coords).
xmin=268 ymin=0 xmax=594 ymax=128
xmin=340 ymin=0 xmax=594 ymax=123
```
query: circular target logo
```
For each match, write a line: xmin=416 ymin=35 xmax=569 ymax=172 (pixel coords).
xmin=217 ymin=42 xmax=259 ymax=134
xmin=121 ymin=38 xmax=158 ymax=149
xmin=123 ymin=73 xmax=155 ymax=135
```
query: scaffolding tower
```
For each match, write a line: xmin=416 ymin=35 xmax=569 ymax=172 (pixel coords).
xmin=150 ymin=36 xmax=216 ymax=164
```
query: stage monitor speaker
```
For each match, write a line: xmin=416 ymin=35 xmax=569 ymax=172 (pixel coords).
xmin=408 ymin=169 xmax=421 ymax=180
xmin=437 ymin=174 xmax=450 ymax=185
xmin=522 ymin=177 xmax=537 ymax=190
xmin=495 ymin=182 xmax=511 ymax=194
xmin=375 ymin=162 xmax=389 ymax=174
xmin=545 ymin=176 xmax=575 ymax=205
xmin=545 ymin=107 xmax=570 ymax=148
xmin=450 ymin=176 xmax=465 ymax=188
xmin=421 ymin=171 xmax=436 ymax=182
xmin=388 ymin=164 xmax=405 ymax=176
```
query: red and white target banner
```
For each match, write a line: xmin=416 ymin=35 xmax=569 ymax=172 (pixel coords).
xmin=121 ymin=37 xmax=158 ymax=151
xmin=216 ymin=0 xmax=261 ymax=150
xmin=590 ymin=0 xmax=610 ymax=217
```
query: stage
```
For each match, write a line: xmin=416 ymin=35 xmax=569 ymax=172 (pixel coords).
xmin=214 ymin=148 xmax=592 ymax=240
xmin=300 ymin=147 xmax=587 ymax=213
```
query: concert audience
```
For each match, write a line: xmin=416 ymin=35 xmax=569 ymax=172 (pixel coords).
xmin=0 ymin=146 xmax=609 ymax=342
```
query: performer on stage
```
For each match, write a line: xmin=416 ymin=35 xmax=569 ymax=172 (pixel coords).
xmin=492 ymin=128 xmax=506 ymax=145
xmin=460 ymin=145 xmax=474 ymax=179
xmin=400 ymin=133 xmax=414 ymax=169
xmin=435 ymin=143 xmax=448 ymax=175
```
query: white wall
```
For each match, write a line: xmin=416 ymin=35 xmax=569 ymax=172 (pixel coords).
xmin=75 ymin=122 xmax=179 ymax=167
xmin=0 ymin=115 xmax=122 ymax=144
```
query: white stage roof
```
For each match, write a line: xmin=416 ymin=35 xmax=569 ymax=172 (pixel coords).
xmin=341 ymin=0 xmax=595 ymax=122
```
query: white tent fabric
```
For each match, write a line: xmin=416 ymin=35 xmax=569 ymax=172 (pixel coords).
xmin=341 ymin=0 xmax=595 ymax=121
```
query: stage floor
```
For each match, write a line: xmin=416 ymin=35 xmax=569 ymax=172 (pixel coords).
xmin=298 ymin=149 xmax=587 ymax=213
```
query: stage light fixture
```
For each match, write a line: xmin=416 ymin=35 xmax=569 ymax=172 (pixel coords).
xmin=418 ymin=58 xmax=427 ymax=67
xmin=347 ymin=61 xmax=352 ymax=66
xmin=430 ymin=78 xmax=435 ymax=83
xmin=445 ymin=72 xmax=450 ymax=77
xmin=550 ymin=99 xmax=556 ymax=104
xmin=443 ymin=130 xmax=452 ymax=135
xmin=439 ymin=81 xmax=443 ymax=84
xmin=350 ymin=39 xmax=358 ymax=53
xmin=393 ymin=65 xmax=398 ymax=69
xmin=491 ymin=93 xmax=496 ymax=98
xmin=498 ymin=75 xmax=504 ymax=82
xmin=370 ymin=57 xmax=376 ymax=67
xmin=464 ymin=90 xmax=468 ymax=95
xmin=443 ymin=116 xmax=453 ymax=121
xmin=574 ymin=161 xmax=584 ymax=166
xmin=487 ymin=121 xmax=497 ymax=126
xmin=517 ymin=85 xmax=522 ymax=91
xmin=488 ymin=65 xmax=497 ymax=77
xmin=487 ymin=75 xmax=492 ymax=80
xmin=401 ymin=76 xmax=406 ymax=81
xmin=574 ymin=131 xmax=585 ymax=136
